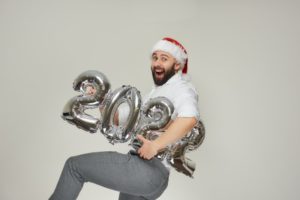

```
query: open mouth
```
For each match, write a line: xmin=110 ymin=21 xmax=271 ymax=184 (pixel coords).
xmin=155 ymin=69 xmax=164 ymax=79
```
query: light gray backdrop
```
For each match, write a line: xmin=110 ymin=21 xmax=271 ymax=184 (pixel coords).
xmin=1 ymin=0 xmax=299 ymax=199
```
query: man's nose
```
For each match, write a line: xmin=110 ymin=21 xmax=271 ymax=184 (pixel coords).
xmin=153 ymin=59 xmax=161 ymax=67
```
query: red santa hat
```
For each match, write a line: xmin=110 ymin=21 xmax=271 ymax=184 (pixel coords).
xmin=151 ymin=37 xmax=188 ymax=74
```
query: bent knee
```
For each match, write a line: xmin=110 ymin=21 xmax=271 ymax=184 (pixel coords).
xmin=65 ymin=155 xmax=81 ymax=171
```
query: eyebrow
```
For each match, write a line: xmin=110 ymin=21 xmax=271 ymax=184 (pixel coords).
xmin=152 ymin=53 xmax=170 ymax=58
xmin=160 ymin=54 xmax=170 ymax=58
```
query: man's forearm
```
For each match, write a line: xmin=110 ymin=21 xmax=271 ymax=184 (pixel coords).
xmin=152 ymin=117 xmax=197 ymax=151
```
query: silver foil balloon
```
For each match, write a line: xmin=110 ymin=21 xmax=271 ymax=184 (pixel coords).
xmin=101 ymin=85 xmax=142 ymax=144
xmin=167 ymin=120 xmax=205 ymax=177
xmin=61 ymin=70 xmax=111 ymax=133
xmin=73 ymin=70 xmax=111 ymax=106
xmin=131 ymin=96 xmax=174 ymax=159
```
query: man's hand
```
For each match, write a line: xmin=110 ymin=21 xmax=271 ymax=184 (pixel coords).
xmin=85 ymin=85 xmax=96 ymax=96
xmin=137 ymin=135 xmax=159 ymax=160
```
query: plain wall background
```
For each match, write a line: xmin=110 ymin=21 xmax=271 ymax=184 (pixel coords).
xmin=1 ymin=0 xmax=299 ymax=199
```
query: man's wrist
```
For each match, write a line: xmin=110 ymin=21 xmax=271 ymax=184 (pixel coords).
xmin=152 ymin=140 xmax=165 ymax=152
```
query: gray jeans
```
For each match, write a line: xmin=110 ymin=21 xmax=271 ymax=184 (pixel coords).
xmin=49 ymin=151 xmax=169 ymax=200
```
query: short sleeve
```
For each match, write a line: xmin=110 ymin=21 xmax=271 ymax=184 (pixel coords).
xmin=173 ymin=86 xmax=200 ymax=120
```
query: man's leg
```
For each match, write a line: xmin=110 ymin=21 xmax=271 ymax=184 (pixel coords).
xmin=118 ymin=193 xmax=148 ymax=200
xmin=49 ymin=151 xmax=169 ymax=200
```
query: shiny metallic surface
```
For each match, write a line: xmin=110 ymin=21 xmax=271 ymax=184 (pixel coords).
xmin=73 ymin=70 xmax=111 ymax=106
xmin=130 ymin=97 xmax=174 ymax=156
xmin=61 ymin=70 xmax=111 ymax=133
xmin=186 ymin=120 xmax=205 ymax=151
xmin=140 ymin=96 xmax=174 ymax=131
xmin=101 ymin=86 xmax=142 ymax=143
xmin=167 ymin=120 xmax=205 ymax=177
xmin=167 ymin=143 xmax=196 ymax=177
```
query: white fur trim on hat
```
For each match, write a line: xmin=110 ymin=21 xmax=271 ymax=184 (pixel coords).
xmin=151 ymin=40 xmax=188 ymax=67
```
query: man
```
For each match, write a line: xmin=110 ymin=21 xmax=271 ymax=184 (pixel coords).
xmin=49 ymin=37 xmax=200 ymax=200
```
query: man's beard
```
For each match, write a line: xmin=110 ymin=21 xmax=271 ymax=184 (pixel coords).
xmin=151 ymin=64 xmax=176 ymax=86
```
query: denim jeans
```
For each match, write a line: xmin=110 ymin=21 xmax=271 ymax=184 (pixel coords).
xmin=49 ymin=151 xmax=169 ymax=200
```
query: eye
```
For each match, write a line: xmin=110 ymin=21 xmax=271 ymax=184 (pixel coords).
xmin=152 ymin=55 xmax=158 ymax=61
xmin=161 ymin=57 xmax=168 ymax=62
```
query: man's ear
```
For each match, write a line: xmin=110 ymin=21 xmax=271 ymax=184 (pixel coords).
xmin=174 ymin=62 xmax=181 ymax=72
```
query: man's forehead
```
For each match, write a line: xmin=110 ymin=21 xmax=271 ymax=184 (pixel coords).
xmin=152 ymin=50 xmax=173 ymax=58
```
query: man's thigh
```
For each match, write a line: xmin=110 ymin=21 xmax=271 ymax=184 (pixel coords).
xmin=119 ymin=192 xmax=148 ymax=200
xmin=71 ymin=151 xmax=168 ymax=198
